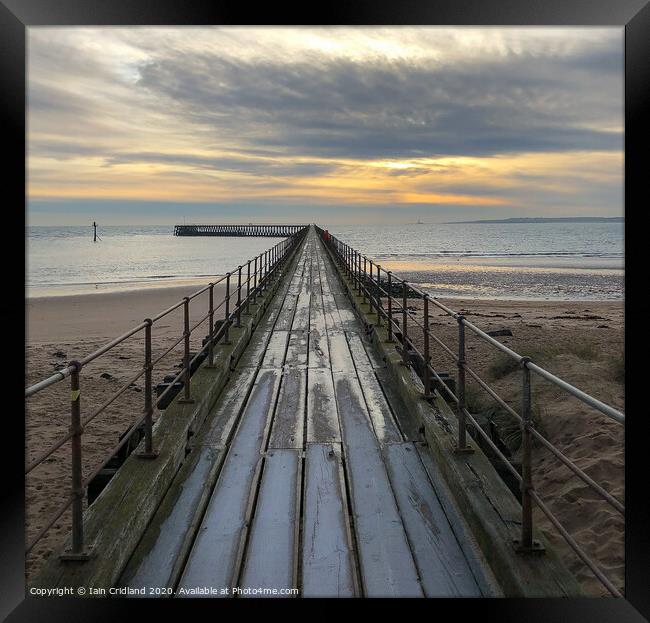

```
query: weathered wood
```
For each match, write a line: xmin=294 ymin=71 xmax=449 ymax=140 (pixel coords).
xmin=321 ymin=230 xmax=582 ymax=597
xmin=307 ymin=368 xmax=340 ymax=443
xmin=285 ymin=330 xmax=309 ymax=368
xmin=415 ymin=444 xmax=501 ymax=597
xmin=274 ymin=295 xmax=297 ymax=331
xmin=177 ymin=369 xmax=282 ymax=595
xmin=374 ymin=367 xmax=420 ymax=441
xmin=119 ymin=446 xmax=226 ymax=592
xmin=384 ymin=443 xmax=482 ymax=597
xmin=292 ymin=291 xmax=311 ymax=331
xmin=335 ymin=307 xmax=359 ymax=330
xmin=302 ymin=444 xmax=356 ymax=597
xmin=261 ymin=331 xmax=289 ymax=368
xmin=236 ymin=331 xmax=272 ymax=368
xmin=327 ymin=332 xmax=355 ymax=373
xmin=119 ymin=367 xmax=259 ymax=591
xmin=268 ymin=368 xmax=306 ymax=449
xmin=355 ymin=368 xmax=402 ymax=444
xmin=238 ymin=450 xmax=301 ymax=597
xmin=346 ymin=331 xmax=385 ymax=370
xmin=308 ymin=326 xmax=330 ymax=369
xmin=332 ymin=373 xmax=423 ymax=597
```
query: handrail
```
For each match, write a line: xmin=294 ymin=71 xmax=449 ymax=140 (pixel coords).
xmin=25 ymin=226 xmax=309 ymax=559
xmin=317 ymin=225 xmax=624 ymax=597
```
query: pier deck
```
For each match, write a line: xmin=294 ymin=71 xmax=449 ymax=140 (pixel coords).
xmin=118 ymin=227 xmax=491 ymax=597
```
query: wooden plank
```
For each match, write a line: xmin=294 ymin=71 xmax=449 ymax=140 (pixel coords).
xmin=285 ymin=330 xmax=309 ymax=368
xmin=236 ymin=330 xmax=272 ymax=368
xmin=292 ymin=291 xmax=311 ymax=331
xmin=346 ymin=331 xmax=385 ymax=370
xmin=287 ymin=258 xmax=307 ymax=291
xmin=355 ymin=368 xmax=402 ymax=444
xmin=274 ymin=295 xmax=297 ymax=331
xmin=119 ymin=367 xmax=259 ymax=590
xmin=375 ymin=367 xmax=420 ymax=441
xmin=335 ymin=306 xmax=359 ymax=330
xmin=415 ymin=445 xmax=498 ymax=597
xmin=200 ymin=367 xmax=259 ymax=444
xmin=308 ymin=326 xmax=330 ymax=369
xmin=268 ymin=368 xmax=306 ymax=449
xmin=321 ymin=297 xmax=342 ymax=331
xmin=177 ymin=369 xmax=282 ymax=595
xmin=238 ymin=449 xmax=301 ymax=597
xmin=308 ymin=288 xmax=326 ymax=333
xmin=311 ymin=262 xmax=323 ymax=297
xmin=306 ymin=368 xmax=340 ymax=443
xmin=384 ymin=443 xmax=482 ymax=597
xmin=261 ymin=330 xmax=289 ymax=368
xmin=119 ymin=446 xmax=225 ymax=592
xmin=334 ymin=324 xmax=394 ymax=447
xmin=302 ymin=444 xmax=356 ymax=597
xmin=328 ymin=331 xmax=355 ymax=373
xmin=332 ymin=373 xmax=423 ymax=597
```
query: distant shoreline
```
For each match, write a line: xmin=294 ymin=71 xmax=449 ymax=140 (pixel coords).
xmin=442 ymin=217 xmax=624 ymax=224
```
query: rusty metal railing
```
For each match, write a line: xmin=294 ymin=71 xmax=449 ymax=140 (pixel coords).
xmin=25 ymin=227 xmax=308 ymax=560
xmin=317 ymin=226 xmax=624 ymax=598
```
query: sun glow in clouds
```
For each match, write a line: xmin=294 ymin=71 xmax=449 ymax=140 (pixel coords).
xmin=27 ymin=27 xmax=623 ymax=224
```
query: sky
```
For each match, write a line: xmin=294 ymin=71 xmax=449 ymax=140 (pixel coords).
xmin=27 ymin=27 xmax=624 ymax=225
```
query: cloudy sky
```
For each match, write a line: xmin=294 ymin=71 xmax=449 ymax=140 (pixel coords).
xmin=27 ymin=27 xmax=623 ymax=225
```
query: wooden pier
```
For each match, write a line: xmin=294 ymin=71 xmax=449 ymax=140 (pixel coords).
xmin=32 ymin=226 xmax=582 ymax=598
xmin=174 ymin=224 xmax=309 ymax=237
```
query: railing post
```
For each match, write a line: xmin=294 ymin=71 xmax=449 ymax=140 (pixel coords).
xmin=224 ymin=273 xmax=231 ymax=344
xmin=236 ymin=265 xmax=242 ymax=327
xmin=368 ymin=259 xmax=375 ymax=315
xmin=245 ymin=260 xmax=251 ymax=314
xmin=362 ymin=256 xmax=367 ymax=304
xmin=423 ymin=295 xmax=432 ymax=399
xmin=375 ymin=264 xmax=382 ymax=327
xmin=60 ymin=360 xmax=90 ymax=560
xmin=387 ymin=271 xmax=394 ymax=342
xmin=454 ymin=316 xmax=472 ymax=453
xmin=260 ymin=251 xmax=269 ymax=291
xmin=206 ymin=284 xmax=216 ymax=367
xmin=354 ymin=250 xmax=359 ymax=293
xmin=402 ymin=281 xmax=409 ymax=365
xmin=253 ymin=256 xmax=258 ymax=303
xmin=516 ymin=357 xmax=542 ymax=553
xmin=178 ymin=297 xmax=194 ymax=404
xmin=137 ymin=319 xmax=158 ymax=458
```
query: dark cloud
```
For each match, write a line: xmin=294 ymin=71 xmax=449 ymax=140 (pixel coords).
xmin=132 ymin=45 xmax=622 ymax=160
xmin=102 ymin=151 xmax=335 ymax=177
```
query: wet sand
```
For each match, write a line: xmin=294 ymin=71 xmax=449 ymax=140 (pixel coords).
xmin=25 ymin=289 xmax=624 ymax=595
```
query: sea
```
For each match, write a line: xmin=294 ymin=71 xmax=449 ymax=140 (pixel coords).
xmin=26 ymin=222 xmax=624 ymax=301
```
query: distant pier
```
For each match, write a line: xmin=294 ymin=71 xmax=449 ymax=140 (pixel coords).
xmin=174 ymin=224 xmax=309 ymax=237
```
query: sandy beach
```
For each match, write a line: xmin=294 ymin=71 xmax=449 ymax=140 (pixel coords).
xmin=406 ymin=297 xmax=624 ymax=596
xmin=25 ymin=288 xmax=624 ymax=595
xmin=25 ymin=284 xmax=230 ymax=580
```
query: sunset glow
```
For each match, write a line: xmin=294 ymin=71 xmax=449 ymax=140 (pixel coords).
xmin=27 ymin=27 xmax=623 ymax=224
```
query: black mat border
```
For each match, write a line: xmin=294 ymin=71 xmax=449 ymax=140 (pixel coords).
xmin=2 ymin=1 xmax=648 ymax=620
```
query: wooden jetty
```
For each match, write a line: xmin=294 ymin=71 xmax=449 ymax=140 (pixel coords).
xmin=174 ymin=224 xmax=308 ymax=237
xmin=31 ymin=226 xmax=586 ymax=598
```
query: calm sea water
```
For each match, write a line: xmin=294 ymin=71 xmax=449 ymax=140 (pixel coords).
xmin=26 ymin=223 xmax=624 ymax=300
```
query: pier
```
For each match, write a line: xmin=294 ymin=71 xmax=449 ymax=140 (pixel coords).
xmin=174 ymin=224 xmax=308 ymax=237
xmin=26 ymin=225 xmax=624 ymax=598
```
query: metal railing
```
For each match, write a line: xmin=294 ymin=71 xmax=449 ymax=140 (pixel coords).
xmin=317 ymin=226 xmax=624 ymax=597
xmin=25 ymin=227 xmax=308 ymax=560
